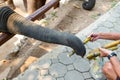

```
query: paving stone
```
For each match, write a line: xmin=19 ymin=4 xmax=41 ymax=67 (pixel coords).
xmin=29 ymin=64 xmax=41 ymax=71
xmin=73 ymin=58 xmax=90 ymax=72
xmin=67 ymin=65 xmax=74 ymax=71
xmin=57 ymin=77 xmax=64 ymax=80
xmin=97 ymin=40 xmax=109 ymax=46
xmin=53 ymin=46 xmax=68 ymax=53
xmin=65 ymin=47 xmax=73 ymax=53
xmin=115 ymin=18 xmax=120 ymax=25
xmin=94 ymin=23 xmax=104 ymax=29
xmin=117 ymin=53 xmax=120 ymax=60
xmin=58 ymin=52 xmax=76 ymax=65
xmin=110 ymin=28 xmax=119 ymax=33
xmin=116 ymin=48 xmax=120 ymax=60
xmin=85 ymin=48 xmax=92 ymax=56
xmin=86 ymin=41 xmax=101 ymax=50
xmin=85 ymin=78 xmax=95 ymax=80
xmin=49 ymin=63 xmax=67 ymax=78
xmin=103 ymin=21 xmax=113 ymax=28
xmin=114 ymin=23 xmax=120 ymax=32
xmin=65 ymin=70 xmax=84 ymax=80
xmin=37 ymin=59 xmax=52 ymax=69
xmin=40 ymin=69 xmax=49 ymax=76
xmin=115 ymin=4 xmax=120 ymax=14
xmin=82 ymin=72 xmax=92 ymax=79
xmin=108 ymin=16 xmax=117 ymax=23
xmin=39 ymin=75 xmax=56 ymax=80
xmin=39 ymin=46 xmax=67 ymax=60
xmin=95 ymin=26 xmax=110 ymax=33
xmin=17 ymin=70 xmax=39 ymax=80
xmin=52 ymin=58 xmax=59 ymax=64
xmin=111 ymin=11 xmax=120 ymax=18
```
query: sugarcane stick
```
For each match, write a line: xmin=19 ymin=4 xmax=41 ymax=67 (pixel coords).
xmin=68 ymin=37 xmax=91 ymax=57
xmin=87 ymin=40 xmax=120 ymax=60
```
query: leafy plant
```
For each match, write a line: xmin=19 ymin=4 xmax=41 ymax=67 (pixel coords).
xmin=111 ymin=0 xmax=118 ymax=8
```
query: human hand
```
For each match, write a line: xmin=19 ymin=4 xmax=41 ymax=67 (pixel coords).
xmin=89 ymin=33 xmax=100 ymax=42
xmin=99 ymin=48 xmax=112 ymax=57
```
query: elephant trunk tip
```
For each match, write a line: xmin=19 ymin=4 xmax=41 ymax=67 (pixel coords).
xmin=66 ymin=34 xmax=86 ymax=57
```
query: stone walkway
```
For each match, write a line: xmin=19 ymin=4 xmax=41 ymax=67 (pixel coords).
xmin=13 ymin=2 xmax=120 ymax=80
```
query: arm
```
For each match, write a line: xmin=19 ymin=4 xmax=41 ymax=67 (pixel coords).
xmin=110 ymin=56 xmax=120 ymax=77
xmin=99 ymin=48 xmax=120 ymax=77
xmin=89 ymin=32 xmax=120 ymax=41
xmin=98 ymin=33 xmax=120 ymax=40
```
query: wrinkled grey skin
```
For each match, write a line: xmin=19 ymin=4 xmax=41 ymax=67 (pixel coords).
xmin=0 ymin=6 xmax=86 ymax=57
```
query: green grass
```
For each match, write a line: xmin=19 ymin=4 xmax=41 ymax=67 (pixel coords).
xmin=111 ymin=0 xmax=118 ymax=8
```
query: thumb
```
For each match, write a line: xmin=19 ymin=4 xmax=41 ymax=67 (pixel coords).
xmin=99 ymin=47 xmax=112 ymax=56
xmin=98 ymin=47 xmax=104 ymax=52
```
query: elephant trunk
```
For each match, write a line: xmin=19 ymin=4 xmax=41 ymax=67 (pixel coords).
xmin=0 ymin=6 xmax=86 ymax=57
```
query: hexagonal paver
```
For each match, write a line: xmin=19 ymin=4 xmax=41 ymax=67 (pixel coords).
xmin=40 ymin=69 xmax=49 ymax=76
xmin=82 ymin=72 xmax=92 ymax=79
xmin=104 ymin=21 xmax=113 ymax=28
xmin=65 ymin=70 xmax=84 ymax=80
xmin=73 ymin=58 xmax=90 ymax=72
xmin=18 ymin=70 xmax=39 ymax=80
xmin=58 ymin=52 xmax=76 ymax=65
xmin=37 ymin=59 xmax=52 ymax=69
xmin=49 ymin=63 xmax=67 ymax=78
xmin=108 ymin=16 xmax=116 ymax=23
xmin=52 ymin=58 xmax=59 ymax=64
xmin=57 ymin=77 xmax=64 ymax=80
xmin=39 ymin=75 xmax=56 ymax=80
xmin=67 ymin=65 xmax=74 ymax=71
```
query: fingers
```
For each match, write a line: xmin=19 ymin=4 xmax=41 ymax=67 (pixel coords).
xmin=88 ymin=32 xmax=94 ymax=37
xmin=99 ymin=48 xmax=112 ymax=57
xmin=88 ymin=32 xmax=99 ymax=42
xmin=99 ymin=48 xmax=112 ymax=53
xmin=99 ymin=48 xmax=106 ymax=54
xmin=99 ymin=47 xmax=105 ymax=52
xmin=99 ymin=48 xmax=107 ymax=57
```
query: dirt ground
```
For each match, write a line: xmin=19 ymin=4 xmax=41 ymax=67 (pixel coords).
xmin=0 ymin=0 xmax=119 ymax=79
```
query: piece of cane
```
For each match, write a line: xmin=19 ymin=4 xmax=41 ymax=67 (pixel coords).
xmin=68 ymin=37 xmax=91 ymax=57
xmin=87 ymin=46 xmax=118 ymax=60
